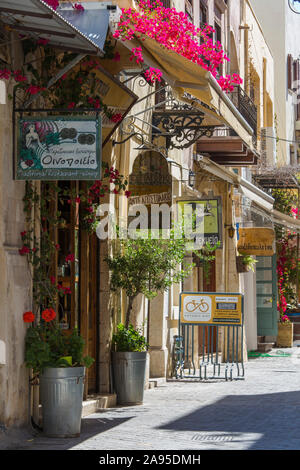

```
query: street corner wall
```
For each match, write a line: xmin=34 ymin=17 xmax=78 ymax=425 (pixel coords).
xmin=0 ymin=87 xmax=31 ymax=428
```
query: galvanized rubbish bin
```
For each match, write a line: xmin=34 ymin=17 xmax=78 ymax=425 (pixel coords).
xmin=39 ymin=367 xmax=85 ymax=438
xmin=112 ymin=351 xmax=147 ymax=405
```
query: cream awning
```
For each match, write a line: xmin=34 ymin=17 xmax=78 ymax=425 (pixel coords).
xmin=125 ymin=35 xmax=255 ymax=150
xmin=271 ymin=209 xmax=300 ymax=233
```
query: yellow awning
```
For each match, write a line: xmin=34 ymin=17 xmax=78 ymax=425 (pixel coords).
xmin=126 ymin=35 xmax=255 ymax=150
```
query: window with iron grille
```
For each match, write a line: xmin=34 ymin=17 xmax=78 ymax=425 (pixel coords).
xmin=160 ymin=0 xmax=171 ymax=8
xmin=288 ymin=54 xmax=293 ymax=91
xmin=185 ymin=0 xmax=193 ymax=22
xmin=155 ymin=78 xmax=167 ymax=109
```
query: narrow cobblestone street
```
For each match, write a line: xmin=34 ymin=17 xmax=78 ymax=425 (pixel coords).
xmin=2 ymin=348 xmax=300 ymax=451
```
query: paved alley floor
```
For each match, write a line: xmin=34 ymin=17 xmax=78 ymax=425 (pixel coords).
xmin=2 ymin=347 xmax=300 ymax=451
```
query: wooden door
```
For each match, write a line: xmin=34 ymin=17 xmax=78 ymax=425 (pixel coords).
xmin=256 ymin=255 xmax=278 ymax=337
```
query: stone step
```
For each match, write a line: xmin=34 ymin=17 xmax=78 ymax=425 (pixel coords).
xmin=82 ymin=394 xmax=117 ymax=416
xmin=257 ymin=342 xmax=274 ymax=353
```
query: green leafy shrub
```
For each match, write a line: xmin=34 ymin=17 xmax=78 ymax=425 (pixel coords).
xmin=112 ymin=324 xmax=148 ymax=352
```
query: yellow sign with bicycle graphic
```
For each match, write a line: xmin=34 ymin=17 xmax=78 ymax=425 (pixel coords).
xmin=180 ymin=292 xmax=243 ymax=326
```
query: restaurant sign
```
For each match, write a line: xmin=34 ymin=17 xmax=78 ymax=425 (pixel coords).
xmin=237 ymin=227 xmax=275 ymax=256
xmin=16 ymin=116 xmax=101 ymax=180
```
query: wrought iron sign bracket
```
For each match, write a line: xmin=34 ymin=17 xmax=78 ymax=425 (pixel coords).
xmin=112 ymin=132 xmax=145 ymax=147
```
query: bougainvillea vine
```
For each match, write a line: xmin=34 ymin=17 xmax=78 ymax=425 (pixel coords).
xmin=113 ymin=0 xmax=243 ymax=91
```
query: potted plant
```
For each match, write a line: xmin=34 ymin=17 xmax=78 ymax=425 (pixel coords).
xmin=106 ymin=231 xmax=193 ymax=405
xmin=23 ymin=309 xmax=94 ymax=437
xmin=111 ymin=323 xmax=148 ymax=405
xmin=277 ymin=314 xmax=294 ymax=348
xmin=236 ymin=253 xmax=258 ymax=273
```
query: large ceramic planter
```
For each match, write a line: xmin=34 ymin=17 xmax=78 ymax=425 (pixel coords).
xmin=112 ymin=351 xmax=147 ymax=405
xmin=277 ymin=322 xmax=294 ymax=348
xmin=39 ymin=366 xmax=85 ymax=437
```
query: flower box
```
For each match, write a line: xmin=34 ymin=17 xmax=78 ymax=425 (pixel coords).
xmin=277 ymin=321 xmax=294 ymax=348
xmin=236 ymin=256 xmax=251 ymax=273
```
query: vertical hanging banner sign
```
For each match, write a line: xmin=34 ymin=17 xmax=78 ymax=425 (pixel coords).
xmin=16 ymin=116 xmax=102 ymax=180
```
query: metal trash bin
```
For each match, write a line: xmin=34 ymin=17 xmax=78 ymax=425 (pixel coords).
xmin=112 ymin=352 xmax=147 ymax=405
xmin=40 ymin=367 xmax=85 ymax=437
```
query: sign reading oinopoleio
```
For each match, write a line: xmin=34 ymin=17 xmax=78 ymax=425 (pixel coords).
xmin=16 ymin=116 xmax=101 ymax=180
xmin=237 ymin=227 xmax=275 ymax=256
xmin=180 ymin=292 xmax=243 ymax=326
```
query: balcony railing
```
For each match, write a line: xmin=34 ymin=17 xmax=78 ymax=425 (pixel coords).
xmin=228 ymin=85 xmax=258 ymax=141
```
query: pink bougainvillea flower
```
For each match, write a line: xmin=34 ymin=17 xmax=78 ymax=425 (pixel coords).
xmin=63 ymin=287 xmax=72 ymax=295
xmin=50 ymin=276 xmax=56 ymax=285
xmin=130 ymin=47 xmax=144 ymax=65
xmin=20 ymin=231 xmax=27 ymax=238
xmin=73 ymin=3 xmax=85 ymax=11
xmin=144 ymin=67 xmax=163 ymax=84
xmin=65 ymin=254 xmax=75 ymax=263
xmin=113 ymin=1 xmax=243 ymax=93
xmin=13 ymin=70 xmax=27 ymax=82
xmin=44 ymin=0 xmax=59 ymax=10
xmin=37 ymin=38 xmax=49 ymax=46
xmin=125 ymin=190 xmax=132 ymax=198
xmin=75 ymin=196 xmax=81 ymax=204
xmin=26 ymin=85 xmax=45 ymax=95
xmin=68 ymin=102 xmax=76 ymax=109
xmin=0 ymin=69 xmax=11 ymax=80
xmin=19 ymin=246 xmax=30 ymax=255
xmin=113 ymin=52 xmax=121 ymax=62
xmin=110 ymin=113 xmax=123 ymax=123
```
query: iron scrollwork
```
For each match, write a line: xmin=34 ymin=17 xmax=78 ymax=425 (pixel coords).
xmin=152 ymin=96 xmax=215 ymax=150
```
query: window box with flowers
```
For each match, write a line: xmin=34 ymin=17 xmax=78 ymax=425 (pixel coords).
xmin=236 ymin=254 xmax=258 ymax=273
xmin=277 ymin=315 xmax=294 ymax=348
xmin=23 ymin=309 xmax=94 ymax=438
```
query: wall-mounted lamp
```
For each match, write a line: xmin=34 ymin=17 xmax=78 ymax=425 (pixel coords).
xmin=225 ymin=224 xmax=235 ymax=239
xmin=188 ymin=170 xmax=196 ymax=188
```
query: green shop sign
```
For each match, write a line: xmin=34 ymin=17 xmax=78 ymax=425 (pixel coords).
xmin=16 ymin=116 xmax=101 ymax=180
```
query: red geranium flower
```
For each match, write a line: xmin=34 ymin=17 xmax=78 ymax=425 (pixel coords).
xmin=23 ymin=311 xmax=35 ymax=323
xmin=19 ymin=246 xmax=30 ymax=255
xmin=41 ymin=308 xmax=56 ymax=322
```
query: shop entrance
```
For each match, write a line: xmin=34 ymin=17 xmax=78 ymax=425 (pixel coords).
xmin=46 ymin=180 xmax=99 ymax=395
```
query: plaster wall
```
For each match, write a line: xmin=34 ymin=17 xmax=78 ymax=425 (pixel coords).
xmin=0 ymin=79 xmax=31 ymax=427
xmin=243 ymin=1 xmax=275 ymax=151
xmin=251 ymin=0 xmax=300 ymax=166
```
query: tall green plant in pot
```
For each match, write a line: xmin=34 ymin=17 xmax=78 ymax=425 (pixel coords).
xmin=106 ymin=229 xmax=193 ymax=405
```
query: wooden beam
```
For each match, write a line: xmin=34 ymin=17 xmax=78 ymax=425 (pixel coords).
xmin=0 ymin=7 xmax=53 ymax=19
xmin=8 ymin=24 xmax=76 ymax=38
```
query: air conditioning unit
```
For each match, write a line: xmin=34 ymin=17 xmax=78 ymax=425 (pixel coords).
xmin=261 ymin=127 xmax=276 ymax=167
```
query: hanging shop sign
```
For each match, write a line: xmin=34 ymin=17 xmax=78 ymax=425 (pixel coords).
xmin=177 ymin=198 xmax=223 ymax=249
xmin=16 ymin=116 xmax=101 ymax=180
xmin=180 ymin=292 xmax=244 ymax=326
xmin=237 ymin=227 xmax=275 ymax=256
xmin=128 ymin=191 xmax=172 ymax=206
